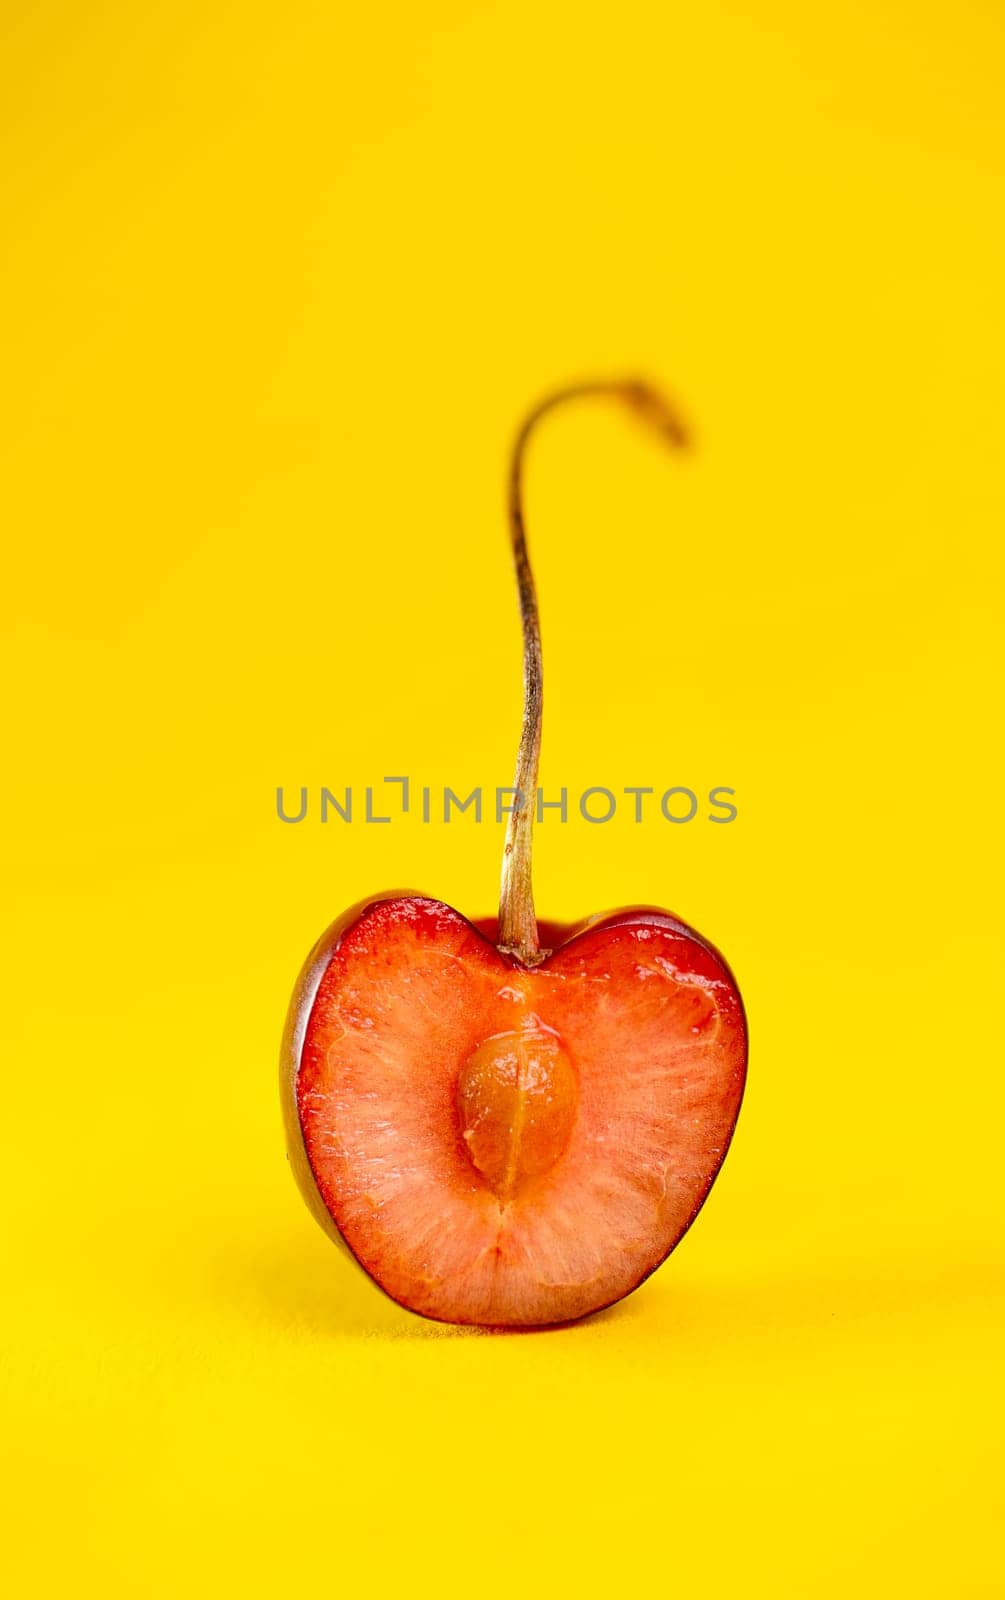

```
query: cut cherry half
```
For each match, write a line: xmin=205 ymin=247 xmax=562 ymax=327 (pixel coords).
xmin=282 ymin=381 xmax=747 ymax=1327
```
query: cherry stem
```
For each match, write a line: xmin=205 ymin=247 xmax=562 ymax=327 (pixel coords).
xmin=496 ymin=377 xmax=690 ymax=966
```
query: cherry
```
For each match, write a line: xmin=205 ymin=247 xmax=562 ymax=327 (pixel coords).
xmin=281 ymin=380 xmax=747 ymax=1327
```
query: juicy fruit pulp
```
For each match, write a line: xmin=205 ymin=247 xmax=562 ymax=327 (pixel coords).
xmin=285 ymin=894 xmax=746 ymax=1327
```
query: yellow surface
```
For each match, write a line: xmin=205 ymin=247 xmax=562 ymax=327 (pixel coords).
xmin=2 ymin=2 xmax=1003 ymax=1594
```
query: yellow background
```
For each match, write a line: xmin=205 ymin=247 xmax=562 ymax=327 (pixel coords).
xmin=2 ymin=2 xmax=1003 ymax=1594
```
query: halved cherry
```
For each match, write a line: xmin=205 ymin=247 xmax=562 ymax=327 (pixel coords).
xmin=282 ymin=382 xmax=747 ymax=1326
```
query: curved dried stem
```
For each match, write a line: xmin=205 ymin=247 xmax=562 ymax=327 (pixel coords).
xmin=497 ymin=378 xmax=690 ymax=965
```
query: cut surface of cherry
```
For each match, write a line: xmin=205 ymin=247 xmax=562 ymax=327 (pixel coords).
xmin=286 ymin=894 xmax=746 ymax=1327
xmin=282 ymin=378 xmax=748 ymax=1327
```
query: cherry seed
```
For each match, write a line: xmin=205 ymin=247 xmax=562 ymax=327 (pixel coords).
xmin=281 ymin=380 xmax=747 ymax=1327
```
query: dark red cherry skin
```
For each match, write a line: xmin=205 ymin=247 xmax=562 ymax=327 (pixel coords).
xmin=281 ymin=891 xmax=747 ymax=1324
